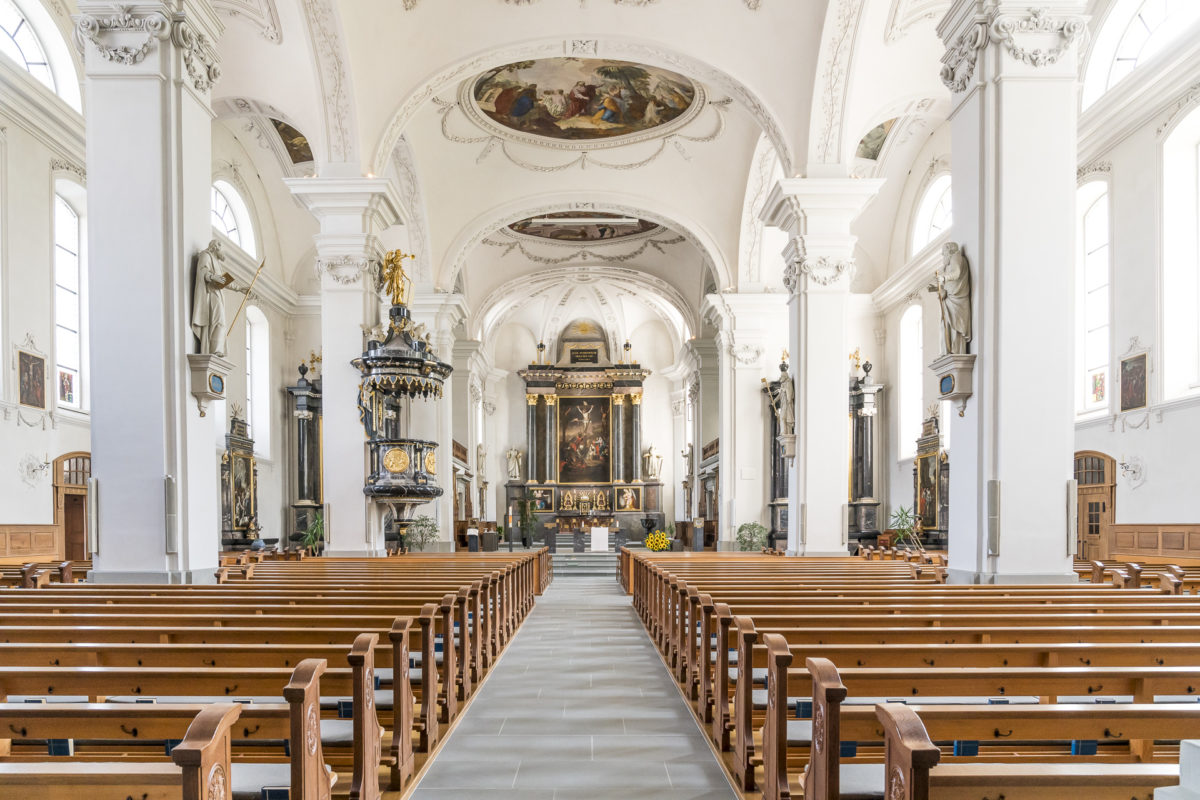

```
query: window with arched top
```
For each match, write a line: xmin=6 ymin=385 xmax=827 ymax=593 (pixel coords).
xmin=0 ymin=0 xmax=79 ymax=109
xmin=244 ymin=305 xmax=270 ymax=456
xmin=1162 ymin=105 xmax=1200 ymax=399
xmin=1076 ymin=182 xmax=1111 ymax=414
xmin=899 ymin=304 xmax=924 ymax=460
xmin=911 ymin=174 xmax=952 ymax=257
xmin=210 ymin=180 xmax=257 ymax=258
xmin=1083 ymin=0 xmax=1200 ymax=109
xmin=54 ymin=189 xmax=85 ymax=410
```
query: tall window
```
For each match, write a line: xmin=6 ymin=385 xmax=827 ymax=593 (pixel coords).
xmin=911 ymin=174 xmax=952 ymax=257
xmin=0 ymin=0 xmax=79 ymax=109
xmin=54 ymin=193 xmax=82 ymax=410
xmin=899 ymin=305 xmax=923 ymax=459
xmin=1083 ymin=0 xmax=1200 ymax=108
xmin=210 ymin=180 xmax=257 ymax=258
xmin=1162 ymin=107 xmax=1200 ymax=398
xmin=244 ymin=306 xmax=270 ymax=455
xmin=1077 ymin=183 xmax=1111 ymax=413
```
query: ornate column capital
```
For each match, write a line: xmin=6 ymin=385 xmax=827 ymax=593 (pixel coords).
xmin=939 ymin=2 xmax=1089 ymax=94
xmin=74 ymin=2 xmax=223 ymax=92
xmin=73 ymin=5 xmax=170 ymax=66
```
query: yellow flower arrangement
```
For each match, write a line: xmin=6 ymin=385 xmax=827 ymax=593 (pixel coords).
xmin=645 ymin=530 xmax=672 ymax=552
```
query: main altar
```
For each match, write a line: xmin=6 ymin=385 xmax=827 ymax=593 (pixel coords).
xmin=507 ymin=322 xmax=663 ymax=546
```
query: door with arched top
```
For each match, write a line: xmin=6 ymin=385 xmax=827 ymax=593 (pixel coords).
xmin=1074 ymin=451 xmax=1115 ymax=561
xmin=54 ymin=452 xmax=91 ymax=561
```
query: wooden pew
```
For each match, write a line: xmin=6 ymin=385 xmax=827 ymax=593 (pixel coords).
xmin=871 ymin=702 xmax=1179 ymax=800
xmin=1 ymin=658 xmax=338 ymax=800
xmin=0 ymin=702 xmax=243 ymax=800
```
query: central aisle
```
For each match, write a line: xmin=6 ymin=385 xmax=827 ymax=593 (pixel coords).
xmin=407 ymin=577 xmax=738 ymax=800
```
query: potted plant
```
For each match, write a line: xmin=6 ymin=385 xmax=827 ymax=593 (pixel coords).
xmin=517 ymin=494 xmax=537 ymax=548
xmin=735 ymin=521 xmax=768 ymax=552
xmin=888 ymin=506 xmax=925 ymax=552
xmin=645 ymin=530 xmax=671 ymax=552
xmin=405 ymin=515 xmax=440 ymax=552
xmin=301 ymin=511 xmax=324 ymax=556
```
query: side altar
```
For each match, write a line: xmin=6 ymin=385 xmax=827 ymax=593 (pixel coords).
xmin=506 ymin=323 xmax=663 ymax=546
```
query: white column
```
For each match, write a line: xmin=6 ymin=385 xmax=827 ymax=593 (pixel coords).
xmin=81 ymin=0 xmax=224 ymax=583
xmin=938 ymin=0 xmax=1086 ymax=582
xmin=764 ymin=179 xmax=884 ymax=556
xmin=286 ymin=178 xmax=401 ymax=556
xmin=706 ymin=293 xmax=789 ymax=548
xmin=411 ymin=292 xmax=467 ymax=550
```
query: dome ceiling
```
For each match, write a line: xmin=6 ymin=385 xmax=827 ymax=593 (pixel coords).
xmin=508 ymin=212 xmax=659 ymax=242
xmin=468 ymin=57 xmax=700 ymax=147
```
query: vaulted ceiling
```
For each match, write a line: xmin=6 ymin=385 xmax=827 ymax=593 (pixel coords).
xmin=202 ymin=0 xmax=974 ymax=351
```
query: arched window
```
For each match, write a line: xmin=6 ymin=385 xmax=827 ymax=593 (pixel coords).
xmin=54 ymin=191 xmax=84 ymax=410
xmin=210 ymin=180 xmax=257 ymax=258
xmin=0 ymin=0 xmax=79 ymax=109
xmin=1077 ymin=182 xmax=1111 ymax=413
xmin=898 ymin=305 xmax=923 ymax=459
xmin=1162 ymin=105 xmax=1200 ymax=399
xmin=911 ymin=174 xmax=952 ymax=257
xmin=1083 ymin=0 xmax=1200 ymax=109
xmin=244 ymin=306 xmax=270 ymax=455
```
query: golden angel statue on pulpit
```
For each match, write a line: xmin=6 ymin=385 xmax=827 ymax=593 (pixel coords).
xmin=381 ymin=250 xmax=415 ymax=307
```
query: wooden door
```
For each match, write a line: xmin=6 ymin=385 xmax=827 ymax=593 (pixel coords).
xmin=63 ymin=494 xmax=87 ymax=561
xmin=1074 ymin=451 xmax=1115 ymax=561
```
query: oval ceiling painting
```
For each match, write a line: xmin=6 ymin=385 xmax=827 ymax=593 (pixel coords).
xmin=472 ymin=58 xmax=698 ymax=144
xmin=509 ymin=212 xmax=659 ymax=242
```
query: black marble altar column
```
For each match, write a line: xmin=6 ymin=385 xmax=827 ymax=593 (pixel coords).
xmin=613 ymin=394 xmax=625 ymax=483
xmin=544 ymin=394 xmax=557 ymax=483
xmin=848 ymin=363 xmax=884 ymax=547
xmin=526 ymin=393 xmax=538 ymax=483
xmin=630 ymin=393 xmax=643 ymax=482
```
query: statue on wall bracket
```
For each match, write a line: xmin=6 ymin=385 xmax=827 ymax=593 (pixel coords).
xmin=927 ymin=242 xmax=976 ymax=417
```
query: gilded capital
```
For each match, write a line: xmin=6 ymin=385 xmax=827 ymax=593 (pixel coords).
xmin=526 ymin=393 xmax=538 ymax=406
xmin=545 ymin=394 xmax=557 ymax=406
xmin=613 ymin=394 xmax=625 ymax=405
xmin=630 ymin=394 xmax=643 ymax=406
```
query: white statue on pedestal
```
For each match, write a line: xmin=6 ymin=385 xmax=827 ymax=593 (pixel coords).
xmin=191 ymin=239 xmax=236 ymax=356
xmin=928 ymin=242 xmax=972 ymax=355
xmin=763 ymin=362 xmax=795 ymax=435
xmin=505 ymin=448 xmax=524 ymax=481
xmin=477 ymin=444 xmax=486 ymax=480
xmin=643 ymin=444 xmax=663 ymax=480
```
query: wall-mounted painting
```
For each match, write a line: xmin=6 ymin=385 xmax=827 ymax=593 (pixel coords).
xmin=558 ymin=396 xmax=611 ymax=484
xmin=529 ymin=488 xmax=554 ymax=512
xmin=1120 ymin=353 xmax=1148 ymax=412
xmin=18 ymin=350 xmax=45 ymax=409
xmin=270 ymin=118 xmax=314 ymax=164
xmin=473 ymin=58 xmax=697 ymax=142
xmin=617 ymin=486 xmax=642 ymax=512
xmin=509 ymin=211 xmax=657 ymax=242
xmin=916 ymin=453 xmax=938 ymax=531
xmin=855 ymin=118 xmax=897 ymax=160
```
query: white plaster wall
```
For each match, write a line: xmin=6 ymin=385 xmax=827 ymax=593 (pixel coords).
xmin=1072 ymin=109 xmax=1200 ymax=523
xmin=0 ymin=116 xmax=91 ymax=524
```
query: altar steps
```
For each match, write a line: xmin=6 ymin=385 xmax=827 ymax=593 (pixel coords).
xmin=552 ymin=550 xmax=619 ymax=578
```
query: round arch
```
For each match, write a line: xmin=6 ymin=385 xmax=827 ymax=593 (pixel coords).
xmin=368 ymin=36 xmax=796 ymax=177
xmin=472 ymin=265 xmax=697 ymax=360
xmin=440 ymin=191 xmax=734 ymax=294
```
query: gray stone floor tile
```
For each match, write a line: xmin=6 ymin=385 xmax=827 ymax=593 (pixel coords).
xmin=409 ymin=577 xmax=736 ymax=799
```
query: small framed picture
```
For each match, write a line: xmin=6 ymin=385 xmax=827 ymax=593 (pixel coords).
xmin=18 ymin=350 xmax=45 ymax=409
xmin=616 ymin=486 xmax=642 ymax=512
xmin=529 ymin=488 xmax=554 ymax=512
xmin=1120 ymin=353 xmax=1148 ymax=412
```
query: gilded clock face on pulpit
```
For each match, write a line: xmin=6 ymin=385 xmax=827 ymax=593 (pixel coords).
xmin=424 ymin=451 xmax=437 ymax=475
xmin=383 ymin=447 xmax=410 ymax=474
